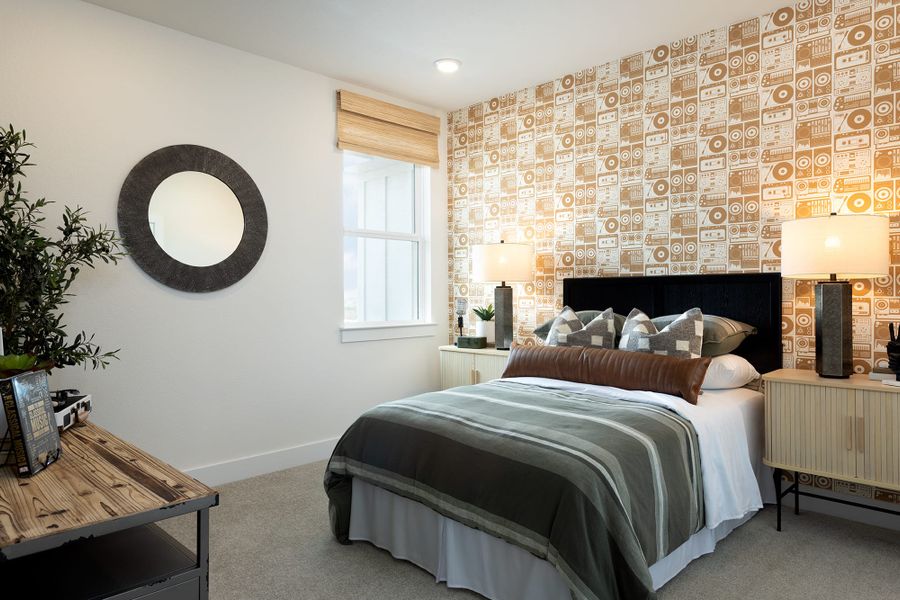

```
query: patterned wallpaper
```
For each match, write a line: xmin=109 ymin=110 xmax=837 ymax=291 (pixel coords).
xmin=447 ymin=0 xmax=900 ymax=373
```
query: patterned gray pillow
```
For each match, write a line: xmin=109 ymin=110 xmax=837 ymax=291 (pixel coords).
xmin=544 ymin=306 xmax=583 ymax=346
xmin=558 ymin=307 xmax=617 ymax=349
xmin=534 ymin=310 xmax=626 ymax=341
xmin=619 ymin=307 xmax=704 ymax=359
xmin=544 ymin=306 xmax=616 ymax=348
xmin=651 ymin=314 xmax=756 ymax=357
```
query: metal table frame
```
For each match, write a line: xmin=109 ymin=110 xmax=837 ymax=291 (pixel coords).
xmin=773 ymin=468 xmax=900 ymax=532
xmin=1 ymin=493 xmax=218 ymax=600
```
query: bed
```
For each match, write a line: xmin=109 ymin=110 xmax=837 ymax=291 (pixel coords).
xmin=326 ymin=274 xmax=782 ymax=600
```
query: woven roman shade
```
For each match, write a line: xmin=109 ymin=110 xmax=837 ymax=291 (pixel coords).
xmin=336 ymin=90 xmax=440 ymax=168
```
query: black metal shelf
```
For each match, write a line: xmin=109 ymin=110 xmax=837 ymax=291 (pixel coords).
xmin=0 ymin=524 xmax=200 ymax=599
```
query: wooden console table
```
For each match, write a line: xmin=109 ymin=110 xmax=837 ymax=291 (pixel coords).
xmin=0 ymin=422 xmax=218 ymax=599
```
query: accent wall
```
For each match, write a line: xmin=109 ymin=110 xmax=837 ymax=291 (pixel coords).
xmin=447 ymin=0 xmax=900 ymax=374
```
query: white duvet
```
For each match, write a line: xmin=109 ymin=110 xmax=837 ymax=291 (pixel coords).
xmin=503 ymin=377 xmax=764 ymax=529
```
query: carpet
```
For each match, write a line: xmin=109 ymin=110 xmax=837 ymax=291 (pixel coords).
xmin=160 ymin=460 xmax=900 ymax=600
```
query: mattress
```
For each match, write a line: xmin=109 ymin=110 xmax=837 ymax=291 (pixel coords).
xmin=347 ymin=379 xmax=771 ymax=598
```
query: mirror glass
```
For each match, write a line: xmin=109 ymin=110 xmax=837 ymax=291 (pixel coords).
xmin=148 ymin=171 xmax=245 ymax=267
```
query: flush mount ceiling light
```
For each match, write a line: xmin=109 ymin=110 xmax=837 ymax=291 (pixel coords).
xmin=434 ymin=58 xmax=461 ymax=74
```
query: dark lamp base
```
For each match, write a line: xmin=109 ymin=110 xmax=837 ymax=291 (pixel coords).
xmin=815 ymin=281 xmax=852 ymax=379
xmin=494 ymin=285 xmax=513 ymax=350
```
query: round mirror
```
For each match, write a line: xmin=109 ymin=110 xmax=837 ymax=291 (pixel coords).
xmin=118 ymin=145 xmax=267 ymax=293
xmin=148 ymin=172 xmax=245 ymax=267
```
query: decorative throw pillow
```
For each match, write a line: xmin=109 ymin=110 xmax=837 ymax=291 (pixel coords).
xmin=543 ymin=306 xmax=583 ymax=346
xmin=534 ymin=310 xmax=626 ymax=341
xmin=545 ymin=306 xmax=616 ymax=348
xmin=651 ymin=314 xmax=757 ymax=357
xmin=619 ymin=307 xmax=704 ymax=359
xmin=557 ymin=307 xmax=617 ymax=349
xmin=502 ymin=345 xmax=711 ymax=405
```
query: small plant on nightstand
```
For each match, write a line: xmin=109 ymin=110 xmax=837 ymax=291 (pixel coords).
xmin=473 ymin=304 xmax=495 ymax=345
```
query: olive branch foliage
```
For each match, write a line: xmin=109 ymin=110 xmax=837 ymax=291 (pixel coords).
xmin=0 ymin=125 xmax=124 ymax=374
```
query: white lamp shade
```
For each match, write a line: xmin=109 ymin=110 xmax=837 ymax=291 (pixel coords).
xmin=471 ymin=243 xmax=533 ymax=283
xmin=781 ymin=214 xmax=889 ymax=279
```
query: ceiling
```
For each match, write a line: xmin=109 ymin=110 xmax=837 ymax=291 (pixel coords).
xmin=84 ymin=0 xmax=788 ymax=111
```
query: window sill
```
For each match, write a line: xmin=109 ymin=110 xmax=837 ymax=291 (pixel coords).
xmin=340 ymin=322 xmax=439 ymax=343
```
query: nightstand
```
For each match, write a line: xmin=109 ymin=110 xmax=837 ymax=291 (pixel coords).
xmin=439 ymin=345 xmax=510 ymax=389
xmin=763 ymin=368 xmax=900 ymax=531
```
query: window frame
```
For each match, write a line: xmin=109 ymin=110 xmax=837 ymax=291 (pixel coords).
xmin=340 ymin=152 xmax=434 ymax=342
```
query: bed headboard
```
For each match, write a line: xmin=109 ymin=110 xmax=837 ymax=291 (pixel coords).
xmin=562 ymin=273 xmax=783 ymax=374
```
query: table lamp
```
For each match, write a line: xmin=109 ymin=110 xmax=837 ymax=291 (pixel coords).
xmin=781 ymin=213 xmax=889 ymax=378
xmin=472 ymin=241 xmax=533 ymax=350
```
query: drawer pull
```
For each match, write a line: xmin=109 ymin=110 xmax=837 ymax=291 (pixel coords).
xmin=846 ymin=416 xmax=853 ymax=451
xmin=470 ymin=368 xmax=478 ymax=384
xmin=857 ymin=417 xmax=865 ymax=455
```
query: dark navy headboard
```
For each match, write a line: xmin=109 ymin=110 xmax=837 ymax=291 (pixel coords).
xmin=562 ymin=273 xmax=783 ymax=374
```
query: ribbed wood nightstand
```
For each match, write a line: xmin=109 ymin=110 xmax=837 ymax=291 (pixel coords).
xmin=763 ymin=368 xmax=900 ymax=531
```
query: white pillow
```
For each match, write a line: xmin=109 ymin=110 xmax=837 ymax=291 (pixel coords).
xmin=701 ymin=354 xmax=760 ymax=390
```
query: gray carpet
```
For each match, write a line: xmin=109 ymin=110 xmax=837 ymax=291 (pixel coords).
xmin=161 ymin=461 xmax=900 ymax=600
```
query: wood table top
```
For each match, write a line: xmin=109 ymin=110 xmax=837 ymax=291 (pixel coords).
xmin=763 ymin=368 xmax=900 ymax=393
xmin=0 ymin=421 xmax=217 ymax=556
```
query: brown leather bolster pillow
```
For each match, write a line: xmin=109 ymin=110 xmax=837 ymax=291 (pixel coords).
xmin=501 ymin=345 xmax=711 ymax=405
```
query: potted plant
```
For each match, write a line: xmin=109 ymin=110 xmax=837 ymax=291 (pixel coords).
xmin=0 ymin=125 xmax=124 ymax=380
xmin=473 ymin=304 xmax=495 ymax=345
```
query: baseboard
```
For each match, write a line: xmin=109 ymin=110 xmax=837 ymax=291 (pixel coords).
xmin=184 ymin=436 xmax=338 ymax=486
xmin=779 ymin=486 xmax=900 ymax=532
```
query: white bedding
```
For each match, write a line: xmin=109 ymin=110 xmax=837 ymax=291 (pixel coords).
xmin=348 ymin=378 xmax=770 ymax=597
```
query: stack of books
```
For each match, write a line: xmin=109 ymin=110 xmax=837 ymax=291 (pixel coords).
xmin=1 ymin=371 xmax=62 ymax=476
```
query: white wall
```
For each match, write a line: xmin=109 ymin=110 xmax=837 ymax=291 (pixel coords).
xmin=1 ymin=0 xmax=448 ymax=484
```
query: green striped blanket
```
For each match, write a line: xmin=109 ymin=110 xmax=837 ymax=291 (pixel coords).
xmin=325 ymin=379 xmax=703 ymax=600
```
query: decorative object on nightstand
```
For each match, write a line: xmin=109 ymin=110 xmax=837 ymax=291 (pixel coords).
xmin=885 ymin=323 xmax=900 ymax=383
xmin=439 ymin=345 xmax=510 ymax=389
xmin=454 ymin=297 xmax=468 ymax=343
xmin=455 ymin=299 xmax=486 ymax=348
xmin=781 ymin=213 xmax=889 ymax=378
xmin=473 ymin=304 xmax=495 ymax=345
xmin=456 ymin=336 xmax=487 ymax=349
xmin=472 ymin=241 xmax=533 ymax=350
xmin=763 ymin=369 xmax=900 ymax=531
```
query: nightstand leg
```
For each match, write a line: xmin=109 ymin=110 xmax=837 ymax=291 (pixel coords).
xmin=197 ymin=508 xmax=210 ymax=600
xmin=774 ymin=468 xmax=782 ymax=532
xmin=794 ymin=471 xmax=800 ymax=515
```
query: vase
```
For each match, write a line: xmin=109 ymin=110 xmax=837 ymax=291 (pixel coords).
xmin=475 ymin=320 xmax=495 ymax=344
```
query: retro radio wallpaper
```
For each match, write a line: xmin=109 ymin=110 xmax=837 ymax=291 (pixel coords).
xmin=447 ymin=0 xmax=900 ymax=373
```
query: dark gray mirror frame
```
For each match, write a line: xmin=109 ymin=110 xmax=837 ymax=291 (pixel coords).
xmin=118 ymin=145 xmax=268 ymax=293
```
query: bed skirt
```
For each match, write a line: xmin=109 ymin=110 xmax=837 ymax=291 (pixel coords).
xmin=349 ymin=478 xmax=759 ymax=599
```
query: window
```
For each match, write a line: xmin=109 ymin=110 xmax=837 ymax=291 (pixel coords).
xmin=342 ymin=152 xmax=429 ymax=330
